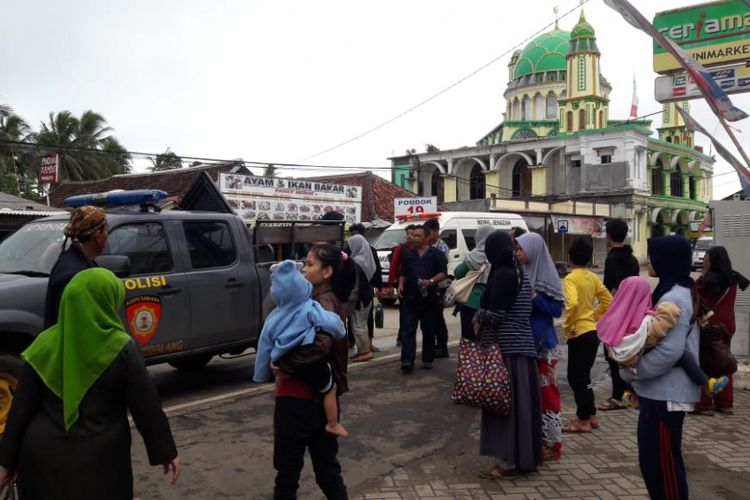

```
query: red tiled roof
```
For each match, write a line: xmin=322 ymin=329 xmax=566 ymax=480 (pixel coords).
xmin=48 ymin=163 xmax=249 ymax=208
xmin=304 ymin=172 xmax=414 ymax=222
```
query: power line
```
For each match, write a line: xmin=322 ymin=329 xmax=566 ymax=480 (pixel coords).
xmin=0 ymin=139 xmax=394 ymax=172
xmin=294 ymin=0 xmax=592 ymax=163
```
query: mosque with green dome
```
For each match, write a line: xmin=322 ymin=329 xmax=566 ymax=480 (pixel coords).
xmin=389 ymin=11 xmax=715 ymax=262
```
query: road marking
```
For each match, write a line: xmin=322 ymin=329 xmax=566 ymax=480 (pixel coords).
xmin=161 ymin=339 xmax=460 ymax=416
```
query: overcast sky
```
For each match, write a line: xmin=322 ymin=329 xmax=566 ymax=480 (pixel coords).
xmin=1 ymin=0 xmax=748 ymax=198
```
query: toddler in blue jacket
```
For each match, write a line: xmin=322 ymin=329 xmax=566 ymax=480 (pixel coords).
xmin=254 ymin=260 xmax=348 ymax=437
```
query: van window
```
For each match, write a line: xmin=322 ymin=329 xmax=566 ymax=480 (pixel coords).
xmin=440 ymin=229 xmax=457 ymax=251
xmin=106 ymin=223 xmax=173 ymax=275
xmin=373 ymin=229 xmax=406 ymax=250
xmin=462 ymin=229 xmax=476 ymax=251
xmin=183 ymin=221 xmax=237 ymax=269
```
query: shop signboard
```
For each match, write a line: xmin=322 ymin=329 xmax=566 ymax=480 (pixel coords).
xmin=551 ymin=215 xmax=605 ymax=238
xmin=653 ymin=0 xmax=750 ymax=73
xmin=39 ymin=154 xmax=59 ymax=184
xmin=654 ymin=61 xmax=750 ymax=101
xmin=219 ymin=173 xmax=362 ymax=223
xmin=393 ymin=196 xmax=437 ymax=217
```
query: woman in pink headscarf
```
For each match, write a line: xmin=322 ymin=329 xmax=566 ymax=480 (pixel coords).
xmin=597 ymin=277 xmax=725 ymax=393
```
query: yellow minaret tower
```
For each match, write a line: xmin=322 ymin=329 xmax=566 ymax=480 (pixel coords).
xmin=559 ymin=10 xmax=609 ymax=133
xmin=658 ymin=101 xmax=695 ymax=148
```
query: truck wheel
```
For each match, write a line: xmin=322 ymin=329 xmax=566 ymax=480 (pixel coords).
xmin=168 ymin=354 xmax=213 ymax=372
xmin=0 ymin=353 xmax=23 ymax=433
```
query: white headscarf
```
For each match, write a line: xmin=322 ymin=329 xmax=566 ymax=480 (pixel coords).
xmin=348 ymin=234 xmax=376 ymax=281
xmin=516 ymin=232 xmax=564 ymax=301
xmin=464 ymin=225 xmax=494 ymax=284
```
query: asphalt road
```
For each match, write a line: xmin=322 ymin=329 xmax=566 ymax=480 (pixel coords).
xmin=131 ymin=305 xmax=474 ymax=499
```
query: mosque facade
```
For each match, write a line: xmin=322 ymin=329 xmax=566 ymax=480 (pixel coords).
xmin=389 ymin=12 xmax=714 ymax=262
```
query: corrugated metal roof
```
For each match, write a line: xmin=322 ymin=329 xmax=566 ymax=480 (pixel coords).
xmin=0 ymin=191 xmax=63 ymax=213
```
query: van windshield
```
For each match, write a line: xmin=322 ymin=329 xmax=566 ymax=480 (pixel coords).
xmin=0 ymin=221 xmax=67 ymax=275
xmin=695 ymin=239 xmax=713 ymax=251
xmin=373 ymin=229 xmax=405 ymax=250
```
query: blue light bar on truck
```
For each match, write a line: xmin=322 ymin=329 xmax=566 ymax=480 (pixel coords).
xmin=64 ymin=189 xmax=168 ymax=208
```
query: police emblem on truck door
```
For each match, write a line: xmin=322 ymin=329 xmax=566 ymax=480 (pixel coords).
xmin=126 ymin=295 xmax=162 ymax=344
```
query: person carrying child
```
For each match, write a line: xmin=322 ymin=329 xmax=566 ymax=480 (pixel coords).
xmin=254 ymin=259 xmax=349 ymax=439
xmin=562 ymin=238 xmax=612 ymax=433
xmin=597 ymin=276 xmax=728 ymax=402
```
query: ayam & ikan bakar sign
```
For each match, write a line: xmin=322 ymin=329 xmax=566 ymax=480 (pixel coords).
xmin=219 ymin=173 xmax=362 ymax=223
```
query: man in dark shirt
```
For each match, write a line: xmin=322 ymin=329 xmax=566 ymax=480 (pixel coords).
xmin=599 ymin=218 xmax=640 ymax=410
xmin=44 ymin=206 xmax=108 ymax=328
xmin=397 ymin=225 xmax=447 ymax=372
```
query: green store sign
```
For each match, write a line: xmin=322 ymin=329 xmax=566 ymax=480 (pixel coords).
xmin=653 ymin=0 xmax=750 ymax=73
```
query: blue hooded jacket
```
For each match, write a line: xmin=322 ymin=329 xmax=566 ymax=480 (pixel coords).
xmin=253 ymin=260 xmax=346 ymax=382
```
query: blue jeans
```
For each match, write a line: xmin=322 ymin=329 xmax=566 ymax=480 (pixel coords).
xmin=400 ymin=297 xmax=440 ymax=366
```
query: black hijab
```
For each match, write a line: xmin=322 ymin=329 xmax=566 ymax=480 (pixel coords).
xmin=702 ymin=245 xmax=750 ymax=297
xmin=480 ymin=230 xmax=521 ymax=310
xmin=648 ymin=236 xmax=693 ymax=304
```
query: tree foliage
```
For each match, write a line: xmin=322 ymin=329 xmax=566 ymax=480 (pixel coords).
xmin=0 ymin=106 xmax=135 ymax=198
xmin=148 ymin=148 xmax=183 ymax=172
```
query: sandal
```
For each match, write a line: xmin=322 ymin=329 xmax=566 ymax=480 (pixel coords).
xmin=598 ymin=397 xmax=627 ymax=411
xmin=717 ymin=407 xmax=734 ymax=415
xmin=561 ymin=419 xmax=592 ymax=433
xmin=478 ymin=466 xmax=517 ymax=479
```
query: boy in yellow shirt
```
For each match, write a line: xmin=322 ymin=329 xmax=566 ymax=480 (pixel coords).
xmin=562 ymin=238 xmax=612 ymax=433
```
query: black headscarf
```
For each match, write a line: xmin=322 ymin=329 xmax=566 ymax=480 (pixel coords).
xmin=480 ymin=230 xmax=521 ymax=310
xmin=702 ymin=245 xmax=750 ymax=297
xmin=648 ymin=236 xmax=693 ymax=304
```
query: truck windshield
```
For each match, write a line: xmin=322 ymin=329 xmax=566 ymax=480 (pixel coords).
xmin=0 ymin=221 xmax=66 ymax=275
xmin=373 ymin=229 xmax=405 ymax=250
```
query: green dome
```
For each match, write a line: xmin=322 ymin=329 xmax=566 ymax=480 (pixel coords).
xmin=513 ymin=29 xmax=570 ymax=80
xmin=571 ymin=12 xmax=595 ymax=39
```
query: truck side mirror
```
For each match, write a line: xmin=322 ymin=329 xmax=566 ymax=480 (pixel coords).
xmin=95 ymin=255 xmax=132 ymax=278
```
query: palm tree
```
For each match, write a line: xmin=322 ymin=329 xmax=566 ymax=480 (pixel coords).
xmin=35 ymin=110 xmax=131 ymax=181
xmin=0 ymin=105 xmax=34 ymax=195
xmin=264 ymin=164 xmax=277 ymax=177
xmin=148 ymin=148 xmax=183 ymax=172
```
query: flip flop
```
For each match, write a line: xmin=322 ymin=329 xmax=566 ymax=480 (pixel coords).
xmin=598 ymin=397 xmax=627 ymax=411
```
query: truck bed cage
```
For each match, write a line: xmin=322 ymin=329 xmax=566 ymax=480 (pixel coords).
xmin=252 ymin=219 xmax=347 ymax=262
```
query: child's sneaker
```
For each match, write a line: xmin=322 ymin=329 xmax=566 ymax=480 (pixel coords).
xmin=623 ymin=390 xmax=640 ymax=409
xmin=708 ymin=376 xmax=729 ymax=396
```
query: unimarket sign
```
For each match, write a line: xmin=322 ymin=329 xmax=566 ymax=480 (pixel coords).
xmin=653 ymin=0 xmax=750 ymax=73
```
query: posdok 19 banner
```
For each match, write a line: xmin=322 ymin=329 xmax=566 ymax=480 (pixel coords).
xmin=219 ymin=173 xmax=362 ymax=223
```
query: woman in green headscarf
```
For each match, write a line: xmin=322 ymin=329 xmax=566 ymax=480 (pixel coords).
xmin=0 ymin=268 xmax=180 ymax=499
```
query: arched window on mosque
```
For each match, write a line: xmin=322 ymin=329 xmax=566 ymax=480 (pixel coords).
xmin=534 ymin=94 xmax=545 ymax=120
xmin=513 ymin=98 xmax=521 ymax=120
xmin=512 ymin=159 xmax=532 ymax=197
xmin=469 ymin=165 xmax=485 ymax=200
xmin=670 ymin=165 xmax=683 ymax=197
xmin=652 ymin=159 xmax=664 ymax=195
xmin=578 ymin=109 xmax=586 ymax=130
xmin=546 ymin=93 xmax=557 ymax=119
xmin=522 ymin=96 xmax=532 ymax=121
xmin=689 ymin=176 xmax=697 ymax=200
xmin=566 ymin=111 xmax=573 ymax=132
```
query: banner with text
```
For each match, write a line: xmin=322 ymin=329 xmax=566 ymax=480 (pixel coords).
xmin=220 ymin=173 xmax=362 ymax=223
xmin=394 ymin=197 xmax=437 ymax=217
xmin=39 ymin=154 xmax=59 ymax=185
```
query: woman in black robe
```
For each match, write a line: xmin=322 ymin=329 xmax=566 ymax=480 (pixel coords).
xmin=0 ymin=268 xmax=180 ymax=499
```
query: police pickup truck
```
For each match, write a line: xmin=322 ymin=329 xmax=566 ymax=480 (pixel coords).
xmin=0 ymin=189 xmax=345 ymax=429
